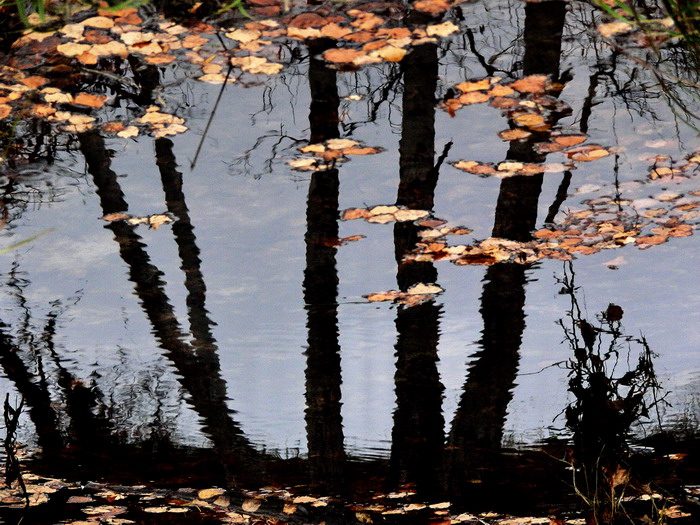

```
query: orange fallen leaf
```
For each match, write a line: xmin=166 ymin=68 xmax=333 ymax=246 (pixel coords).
xmin=366 ymin=291 xmax=402 ymax=302
xmin=341 ymin=208 xmax=369 ymax=221
xmin=103 ymin=122 xmax=126 ymax=132
xmin=510 ymin=74 xmax=548 ymax=93
xmin=0 ymin=104 xmax=13 ymax=119
xmin=413 ymin=0 xmax=450 ymax=14
xmin=456 ymin=78 xmax=491 ymax=93
xmin=320 ymin=23 xmax=353 ymax=39
xmin=101 ymin=213 xmax=131 ymax=221
xmin=488 ymin=84 xmax=515 ymax=97
xmin=635 ymin=234 xmax=667 ymax=246
xmin=74 ymin=93 xmax=108 ymax=108
xmin=323 ymin=48 xmax=364 ymax=64
xmin=342 ymin=146 xmax=379 ymax=155
xmin=146 ymin=54 xmax=177 ymax=64
xmin=513 ymin=112 xmax=545 ymax=128
xmin=554 ymin=134 xmax=587 ymax=147
xmin=458 ymin=92 xmax=490 ymax=105
xmin=498 ymin=128 xmax=531 ymax=141
xmin=372 ymin=45 xmax=406 ymax=62
xmin=567 ymin=145 xmax=610 ymax=161
xmin=19 ymin=76 xmax=47 ymax=89
xmin=30 ymin=104 xmax=56 ymax=117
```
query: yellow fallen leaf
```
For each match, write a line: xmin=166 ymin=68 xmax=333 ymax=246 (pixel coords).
xmin=426 ymin=21 xmax=459 ymax=37
xmin=598 ymin=21 xmax=634 ymax=38
xmin=230 ymin=56 xmax=282 ymax=75
xmin=198 ymin=488 xmax=226 ymax=500
xmin=198 ymin=73 xmax=236 ymax=84
xmin=57 ymin=42 xmax=91 ymax=57
xmin=369 ymin=205 xmax=398 ymax=215
xmin=81 ymin=16 xmax=114 ymax=28
xmin=116 ymin=126 xmax=139 ymax=138
xmin=225 ymin=28 xmax=261 ymax=43
xmin=241 ymin=498 xmax=262 ymax=512
xmin=393 ymin=209 xmax=430 ymax=222
xmin=406 ymin=283 xmax=443 ymax=295
xmin=287 ymin=27 xmax=322 ymax=40
xmin=326 ymin=138 xmax=358 ymax=150
xmin=372 ymin=45 xmax=406 ymax=62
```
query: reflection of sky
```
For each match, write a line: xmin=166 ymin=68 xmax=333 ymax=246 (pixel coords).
xmin=2 ymin=0 xmax=700 ymax=460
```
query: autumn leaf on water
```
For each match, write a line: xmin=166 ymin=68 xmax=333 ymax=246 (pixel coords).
xmin=365 ymin=283 xmax=444 ymax=307
xmin=510 ymin=74 xmax=548 ymax=93
xmin=100 ymin=212 xmax=174 ymax=229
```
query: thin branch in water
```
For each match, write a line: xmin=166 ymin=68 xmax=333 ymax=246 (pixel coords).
xmin=191 ymin=65 xmax=234 ymax=170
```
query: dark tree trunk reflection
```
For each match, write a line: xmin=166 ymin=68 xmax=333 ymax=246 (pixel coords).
xmin=390 ymin=42 xmax=446 ymax=499
xmin=302 ymin=38 xmax=346 ymax=492
xmin=448 ymin=0 xmax=567 ymax=501
xmin=78 ymin=131 xmax=260 ymax=484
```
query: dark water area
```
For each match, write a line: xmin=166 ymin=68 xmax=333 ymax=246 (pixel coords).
xmin=2 ymin=0 xmax=700 ymax=522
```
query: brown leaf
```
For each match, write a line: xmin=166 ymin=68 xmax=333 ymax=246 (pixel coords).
xmin=372 ymin=45 xmax=406 ymax=62
xmin=101 ymin=213 xmax=131 ymax=221
xmin=413 ymin=0 xmax=450 ymax=15
xmin=342 ymin=146 xmax=379 ymax=155
xmin=567 ymin=145 xmax=610 ymax=162
xmin=183 ymin=34 xmax=209 ymax=48
xmin=288 ymin=12 xmax=327 ymax=28
xmin=554 ymin=134 xmax=587 ymax=147
xmin=74 ymin=93 xmax=108 ymax=108
xmin=488 ymin=84 xmax=515 ymax=97
xmin=0 ymin=104 xmax=11 ymax=119
xmin=19 ymin=76 xmax=48 ymax=89
xmin=323 ymin=48 xmax=364 ymax=64
xmin=103 ymin=122 xmax=126 ymax=132
xmin=510 ymin=74 xmax=548 ymax=93
xmin=458 ymin=91 xmax=490 ymax=105
xmin=513 ymin=112 xmax=545 ymax=129
xmin=320 ymin=23 xmax=353 ymax=39
xmin=366 ymin=291 xmax=401 ymax=302
xmin=287 ymin=26 xmax=322 ymax=40
xmin=456 ymin=78 xmax=491 ymax=93
xmin=146 ymin=54 xmax=177 ymax=64
xmin=198 ymin=488 xmax=226 ymax=499
xmin=498 ymin=128 xmax=531 ymax=141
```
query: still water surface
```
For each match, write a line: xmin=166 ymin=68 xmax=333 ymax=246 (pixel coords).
xmin=2 ymin=0 xmax=700 ymax=515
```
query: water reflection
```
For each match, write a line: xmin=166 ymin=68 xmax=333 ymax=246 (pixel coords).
xmin=303 ymin=37 xmax=345 ymax=492
xmin=391 ymin=40 xmax=446 ymax=498
xmin=2 ymin=0 xmax=700 ymax=520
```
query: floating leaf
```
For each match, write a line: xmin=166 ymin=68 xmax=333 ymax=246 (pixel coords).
xmin=426 ymin=21 xmax=459 ymax=37
xmin=510 ymin=74 xmax=548 ymax=93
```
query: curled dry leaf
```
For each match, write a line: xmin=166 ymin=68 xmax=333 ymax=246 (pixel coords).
xmin=598 ymin=21 xmax=634 ymax=38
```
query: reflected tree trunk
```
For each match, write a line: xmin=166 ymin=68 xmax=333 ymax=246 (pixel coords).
xmin=78 ymin=131 xmax=261 ymax=483
xmin=448 ymin=0 xmax=567 ymax=494
xmin=0 ymin=325 xmax=65 ymax=455
xmin=155 ymin=138 xmax=216 ymax=354
xmin=303 ymin=38 xmax=345 ymax=492
xmin=390 ymin=42 xmax=445 ymax=499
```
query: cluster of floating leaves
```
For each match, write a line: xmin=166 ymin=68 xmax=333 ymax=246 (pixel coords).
xmin=412 ymin=153 xmax=700 ymax=266
xmin=0 ymin=470 xmax=610 ymax=524
xmin=440 ymin=74 xmax=613 ymax=177
xmin=0 ymin=9 xmax=223 ymax=136
xmin=288 ymin=138 xmax=383 ymax=171
xmin=100 ymin=211 xmax=174 ymax=230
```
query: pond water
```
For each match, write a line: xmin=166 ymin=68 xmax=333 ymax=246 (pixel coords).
xmin=2 ymin=0 xmax=700 ymax=520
